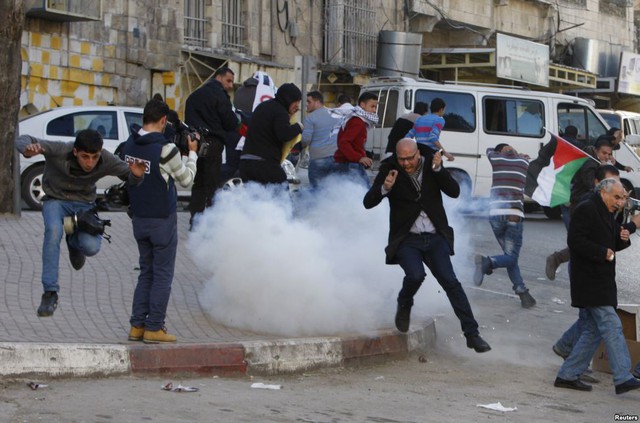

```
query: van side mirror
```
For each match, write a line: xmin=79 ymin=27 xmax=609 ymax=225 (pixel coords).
xmin=625 ymin=134 xmax=640 ymax=146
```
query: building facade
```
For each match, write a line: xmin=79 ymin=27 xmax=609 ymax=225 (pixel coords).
xmin=18 ymin=0 xmax=640 ymax=117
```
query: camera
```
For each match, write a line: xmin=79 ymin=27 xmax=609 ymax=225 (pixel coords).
xmin=63 ymin=208 xmax=111 ymax=239
xmin=624 ymin=197 xmax=640 ymax=214
xmin=166 ymin=113 xmax=211 ymax=157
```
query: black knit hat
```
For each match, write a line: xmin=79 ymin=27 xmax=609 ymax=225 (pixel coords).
xmin=275 ymin=83 xmax=302 ymax=108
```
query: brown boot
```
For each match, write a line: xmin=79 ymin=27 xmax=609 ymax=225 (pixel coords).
xmin=128 ymin=326 xmax=144 ymax=341
xmin=143 ymin=327 xmax=177 ymax=344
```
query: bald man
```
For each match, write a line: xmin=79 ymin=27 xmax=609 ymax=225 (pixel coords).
xmin=363 ymin=138 xmax=491 ymax=353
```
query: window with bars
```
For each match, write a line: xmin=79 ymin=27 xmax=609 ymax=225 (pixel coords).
xmin=221 ymin=0 xmax=246 ymax=52
xmin=324 ymin=0 xmax=377 ymax=69
xmin=599 ymin=0 xmax=630 ymax=18
xmin=184 ymin=0 xmax=208 ymax=48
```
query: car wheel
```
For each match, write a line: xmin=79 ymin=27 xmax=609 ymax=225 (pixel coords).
xmin=21 ymin=164 xmax=46 ymax=210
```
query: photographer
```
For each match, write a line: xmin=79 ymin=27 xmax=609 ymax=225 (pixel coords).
xmin=121 ymin=99 xmax=197 ymax=344
xmin=184 ymin=67 xmax=239 ymax=227
xmin=15 ymin=130 xmax=145 ymax=317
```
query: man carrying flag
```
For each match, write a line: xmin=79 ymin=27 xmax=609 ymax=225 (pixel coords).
xmin=536 ymin=138 xmax=611 ymax=280
xmin=524 ymin=133 xmax=591 ymax=210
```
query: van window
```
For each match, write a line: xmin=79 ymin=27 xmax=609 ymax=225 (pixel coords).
xmin=626 ymin=117 xmax=640 ymax=136
xmin=483 ymin=98 xmax=544 ymax=137
xmin=557 ymin=103 xmax=607 ymax=146
xmin=414 ymin=90 xmax=475 ymax=132
xmin=372 ymin=89 xmax=399 ymax=128
xmin=599 ymin=112 xmax=621 ymax=130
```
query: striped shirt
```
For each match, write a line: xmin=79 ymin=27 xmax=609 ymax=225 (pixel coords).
xmin=405 ymin=113 xmax=445 ymax=148
xmin=486 ymin=147 xmax=529 ymax=217
xmin=139 ymin=128 xmax=197 ymax=188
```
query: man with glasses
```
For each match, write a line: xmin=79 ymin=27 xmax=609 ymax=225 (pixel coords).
xmin=363 ymin=138 xmax=491 ymax=353
xmin=554 ymin=179 xmax=640 ymax=394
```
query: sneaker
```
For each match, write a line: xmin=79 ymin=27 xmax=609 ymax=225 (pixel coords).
xmin=143 ymin=327 xmax=177 ymax=344
xmin=128 ymin=326 xmax=145 ymax=341
xmin=473 ymin=255 xmax=492 ymax=286
xmin=545 ymin=252 xmax=560 ymax=280
xmin=518 ymin=291 xmax=536 ymax=308
xmin=37 ymin=291 xmax=58 ymax=317
xmin=395 ymin=304 xmax=412 ymax=333
xmin=66 ymin=236 xmax=85 ymax=270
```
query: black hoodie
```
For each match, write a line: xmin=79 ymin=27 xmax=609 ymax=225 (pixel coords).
xmin=241 ymin=83 xmax=303 ymax=162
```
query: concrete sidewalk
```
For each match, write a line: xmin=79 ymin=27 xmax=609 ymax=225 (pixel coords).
xmin=0 ymin=212 xmax=436 ymax=378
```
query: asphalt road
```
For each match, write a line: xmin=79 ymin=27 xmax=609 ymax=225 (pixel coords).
xmin=2 ymin=212 xmax=639 ymax=422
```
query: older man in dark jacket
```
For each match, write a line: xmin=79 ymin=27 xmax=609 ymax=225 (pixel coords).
xmin=363 ymin=138 xmax=490 ymax=353
xmin=555 ymin=178 xmax=640 ymax=395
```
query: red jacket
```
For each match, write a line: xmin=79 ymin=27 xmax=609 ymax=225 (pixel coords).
xmin=334 ymin=117 xmax=367 ymax=163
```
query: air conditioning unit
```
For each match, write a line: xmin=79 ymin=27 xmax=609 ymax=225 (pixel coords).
xmin=26 ymin=0 xmax=101 ymax=22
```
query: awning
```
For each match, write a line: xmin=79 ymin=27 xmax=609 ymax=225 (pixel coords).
xmin=421 ymin=48 xmax=597 ymax=90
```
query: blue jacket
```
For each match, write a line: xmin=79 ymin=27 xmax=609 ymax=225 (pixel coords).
xmin=122 ymin=131 xmax=177 ymax=218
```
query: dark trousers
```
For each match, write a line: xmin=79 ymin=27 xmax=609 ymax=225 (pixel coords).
xmin=395 ymin=232 xmax=479 ymax=338
xmin=130 ymin=213 xmax=178 ymax=331
xmin=189 ymin=139 xmax=224 ymax=218
xmin=239 ymin=159 xmax=287 ymax=185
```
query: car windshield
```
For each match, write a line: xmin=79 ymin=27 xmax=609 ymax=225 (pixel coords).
xmin=599 ymin=112 xmax=621 ymax=129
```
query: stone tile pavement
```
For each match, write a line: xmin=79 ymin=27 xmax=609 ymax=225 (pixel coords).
xmin=0 ymin=211 xmax=435 ymax=378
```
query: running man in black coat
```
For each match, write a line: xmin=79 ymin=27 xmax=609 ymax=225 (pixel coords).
xmin=363 ymin=138 xmax=491 ymax=353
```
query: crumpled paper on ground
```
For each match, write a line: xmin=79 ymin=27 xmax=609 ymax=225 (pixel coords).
xmin=161 ymin=382 xmax=199 ymax=392
xmin=250 ymin=382 xmax=282 ymax=390
xmin=477 ymin=402 xmax=517 ymax=412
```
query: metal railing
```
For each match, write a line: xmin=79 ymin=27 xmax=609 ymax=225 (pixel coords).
xmin=184 ymin=0 xmax=208 ymax=48
xmin=324 ymin=0 xmax=376 ymax=69
xmin=221 ymin=0 xmax=246 ymax=52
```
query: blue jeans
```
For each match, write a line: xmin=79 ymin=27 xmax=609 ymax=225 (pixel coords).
xmin=395 ymin=232 xmax=479 ymax=338
xmin=557 ymin=306 xmax=633 ymax=385
xmin=130 ymin=214 xmax=178 ymax=332
xmin=488 ymin=216 xmax=527 ymax=294
xmin=41 ymin=199 xmax=102 ymax=292
xmin=308 ymin=156 xmax=338 ymax=188
xmin=554 ymin=308 xmax=588 ymax=357
xmin=334 ymin=162 xmax=370 ymax=188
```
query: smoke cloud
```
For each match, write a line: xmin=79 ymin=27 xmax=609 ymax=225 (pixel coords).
xmin=188 ymin=175 xmax=462 ymax=337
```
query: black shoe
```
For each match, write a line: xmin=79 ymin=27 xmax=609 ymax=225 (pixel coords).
xmin=633 ymin=369 xmax=640 ymax=379
xmin=554 ymin=377 xmax=592 ymax=391
xmin=466 ymin=335 xmax=491 ymax=353
xmin=473 ymin=255 xmax=492 ymax=286
xmin=615 ymin=377 xmax=640 ymax=395
xmin=66 ymin=236 xmax=85 ymax=270
xmin=518 ymin=291 xmax=536 ymax=308
xmin=37 ymin=291 xmax=58 ymax=317
xmin=395 ymin=304 xmax=411 ymax=333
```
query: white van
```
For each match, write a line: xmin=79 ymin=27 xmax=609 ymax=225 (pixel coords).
xmin=361 ymin=77 xmax=640 ymax=215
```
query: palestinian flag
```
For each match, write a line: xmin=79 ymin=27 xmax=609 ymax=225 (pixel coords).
xmin=525 ymin=134 xmax=591 ymax=207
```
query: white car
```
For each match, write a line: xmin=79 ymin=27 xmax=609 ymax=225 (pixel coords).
xmin=18 ymin=106 xmax=144 ymax=210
